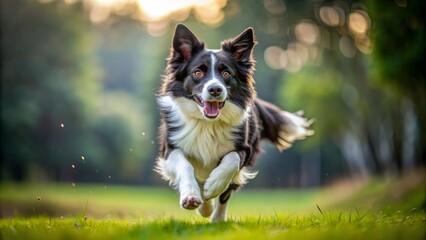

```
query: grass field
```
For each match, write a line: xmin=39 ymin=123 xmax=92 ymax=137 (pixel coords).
xmin=1 ymin=172 xmax=425 ymax=239
xmin=1 ymin=212 xmax=425 ymax=240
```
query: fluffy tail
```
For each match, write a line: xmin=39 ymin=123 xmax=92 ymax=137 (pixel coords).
xmin=254 ymin=98 xmax=314 ymax=151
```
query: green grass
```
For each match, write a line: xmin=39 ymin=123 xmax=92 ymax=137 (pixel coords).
xmin=0 ymin=183 xmax=323 ymax=218
xmin=1 ymin=211 xmax=424 ymax=240
xmin=0 ymin=172 xmax=425 ymax=240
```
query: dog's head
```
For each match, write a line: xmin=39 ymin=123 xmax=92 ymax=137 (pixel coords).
xmin=161 ymin=24 xmax=256 ymax=122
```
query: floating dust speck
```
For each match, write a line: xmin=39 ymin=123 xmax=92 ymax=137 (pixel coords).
xmin=129 ymin=148 xmax=133 ymax=152
xmin=151 ymin=140 xmax=155 ymax=144
xmin=81 ymin=156 xmax=85 ymax=161
xmin=71 ymin=164 xmax=75 ymax=169
xmin=108 ymin=176 xmax=111 ymax=179
xmin=104 ymin=185 xmax=107 ymax=189
xmin=60 ymin=123 xmax=64 ymax=128
xmin=71 ymin=182 xmax=76 ymax=188
xmin=142 ymin=132 xmax=146 ymax=136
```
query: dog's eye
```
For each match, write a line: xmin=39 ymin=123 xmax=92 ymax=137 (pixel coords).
xmin=193 ymin=70 xmax=204 ymax=78
xmin=221 ymin=70 xmax=231 ymax=78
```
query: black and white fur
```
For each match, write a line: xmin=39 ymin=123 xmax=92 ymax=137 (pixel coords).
xmin=155 ymin=24 xmax=314 ymax=222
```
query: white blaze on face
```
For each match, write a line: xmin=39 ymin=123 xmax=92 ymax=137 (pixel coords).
xmin=201 ymin=52 xmax=228 ymax=101
xmin=199 ymin=52 xmax=228 ymax=119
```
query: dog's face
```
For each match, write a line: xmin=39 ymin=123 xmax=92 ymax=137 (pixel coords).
xmin=162 ymin=24 xmax=257 ymax=121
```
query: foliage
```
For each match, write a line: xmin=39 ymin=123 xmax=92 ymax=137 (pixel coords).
xmin=0 ymin=0 xmax=160 ymax=183
xmin=281 ymin=67 xmax=347 ymax=139
xmin=366 ymin=0 xmax=426 ymax=164
xmin=1 ymin=0 xmax=425 ymax=185
xmin=276 ymin=0 xmax=425 ymax=178
xmin=366 ymin=0 xmax=425 ymax=94
xmin=1 ymin=0 xmax=99 ymax=180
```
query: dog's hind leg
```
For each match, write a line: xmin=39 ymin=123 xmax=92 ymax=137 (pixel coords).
xmin=155 ymin=149 xmax=203 ymax=210
xmin=196 ymin=199 xmax=213 ymax=217
xmin=210 ymin=200 xmax=228 ymax=223
xmin=210 ymin=185 xmax=236 ymax=222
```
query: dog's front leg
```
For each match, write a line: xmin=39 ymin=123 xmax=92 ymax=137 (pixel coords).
xmin=203 ymin=152 xmax=240 ymax=201
xmin=157 ymin=149 xmax=203 ymax=209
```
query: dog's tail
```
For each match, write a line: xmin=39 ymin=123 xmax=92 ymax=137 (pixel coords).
xmin=254 ymin=98 xmax=314 ymax=151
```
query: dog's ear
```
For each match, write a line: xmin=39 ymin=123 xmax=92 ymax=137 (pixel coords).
xmin=222 ymin=27 xmax=256 ymax=61
xmin=172 ymin=24 xmax=204 ymax=61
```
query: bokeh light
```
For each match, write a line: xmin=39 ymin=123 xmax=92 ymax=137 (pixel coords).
xmin=263 ymin=0 xmax=286 ymax=15
xmin=146 ymin=21 xmax=170 ymax=37
xmin=263 ymin=2 xmax=373 ymax=73
xmin=319 ymin=6 xmax=340 ymax=27
xmin=264 ymin=46 xmax=285 ymax=70
xmin=137 ymin=0 xmax=196 ymax=21
xmin=264 ymin=43 xmax=313 ymax=72
xmin=58 ymin=0 xmax=228 ymax=32
xmin=284 ymin=47 xmax=303 ymax=73
xmin=295 ymin=21 xmax=320 ymax=46
xmin=348 ymin=10 xmax=370 ymax=36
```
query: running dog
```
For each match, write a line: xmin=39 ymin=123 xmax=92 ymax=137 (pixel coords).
xmin=155 ymin=24 xmax=314 ymax=222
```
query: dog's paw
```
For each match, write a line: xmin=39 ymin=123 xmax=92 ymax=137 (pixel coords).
xmin=203 ymin=176 xmax=230 ymax=200
xmin=180 ymin=192 xmax=203 ymax=210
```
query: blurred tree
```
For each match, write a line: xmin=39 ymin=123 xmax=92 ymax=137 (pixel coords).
xmin=92 ymin=19 xmax=165 ymax=182
xmin=1 ymin=0 xmax=165 ymax=183
xmin=1 ymin=0 xmax=100 ymax=181
xmin=1 ymin=0 xmax=98 ymax=180
xmin=3 ymin=0 xmax=423 ymax=186
xmin=276 ymin=0 xmax=425 ymax=179
xmin=366 ymin=0 xmax=426 ymax=167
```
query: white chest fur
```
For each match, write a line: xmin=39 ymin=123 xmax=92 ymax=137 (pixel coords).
xmin=172 ymin=119 xmax=236 ymax=181
xmin=158 ymin=95 xmax=248 ymax=182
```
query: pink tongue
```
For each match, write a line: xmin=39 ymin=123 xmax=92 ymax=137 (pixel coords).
xmin=204 ymin=101 xmax=220 ymax=118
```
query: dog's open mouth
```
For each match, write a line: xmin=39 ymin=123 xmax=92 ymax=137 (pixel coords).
xmin=193 ymin=95 xmax=225 ymax=119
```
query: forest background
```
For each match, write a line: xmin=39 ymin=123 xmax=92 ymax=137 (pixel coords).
xmin=1 ymin=0 xmax=425 ymax=189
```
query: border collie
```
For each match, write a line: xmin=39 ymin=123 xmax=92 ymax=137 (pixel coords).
xmin=155 ymin=24 xmax=314 ymax=222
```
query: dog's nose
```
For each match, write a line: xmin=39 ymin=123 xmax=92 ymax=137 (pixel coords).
xmin=207 ymin=84 xmax=223 ymax=97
